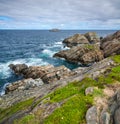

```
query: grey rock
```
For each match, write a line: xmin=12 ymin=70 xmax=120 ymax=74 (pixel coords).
xmin=86 ymin=106 xmax=98 ymax=124
xmin=100 ymin=110 xmax=110 ymax=124
xmin=114 ymin=107 xmax=120 ymax=124
xmin=85 ymin=87 xmax=94 ymax=96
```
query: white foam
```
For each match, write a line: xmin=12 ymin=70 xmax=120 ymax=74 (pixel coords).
xmin=0 ymin=82 xmax=10 ymax=96
xmin=0 ymin=58 xmax=48 ymax=79
xmin=42 ymin=49 xmax=56 ymax=57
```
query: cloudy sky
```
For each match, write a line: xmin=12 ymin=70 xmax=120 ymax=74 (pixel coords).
xmin=0 ymin=0 xmax=120 ymax=29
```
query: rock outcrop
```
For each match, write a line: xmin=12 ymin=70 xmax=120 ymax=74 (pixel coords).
xmin=101 ymin=31 xmax=120 ymax=57
xmin=5 ymin=78 xmax=44 ymax=94
xmin=9 ymin=64 xmax=73 ymax=84
xmin=63 ymin=34 xmax=89 ymax=47
xmin=54 ymin=45 xmax=104 ymax=65
xmin=63 ymin=32 xmax=100 ymax=48
xmin=84 ymin=32 xmax=100 ymax=43
xmin=109 ymin=89 xmax=120 ymax=124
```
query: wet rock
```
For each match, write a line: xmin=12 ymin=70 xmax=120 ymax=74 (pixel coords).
xmin=53 ymin=45 xmax=104 ymax=65
xmin=84 ymin=32 xmax=100 ymax=43
xmin=86 ymin=106 xmax=98 ymax=124
xmin=63 ymin=34 xmax=89 ymax=47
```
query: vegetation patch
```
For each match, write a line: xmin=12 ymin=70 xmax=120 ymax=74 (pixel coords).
xmin=0 ymin=98 xmax=34 ymax=122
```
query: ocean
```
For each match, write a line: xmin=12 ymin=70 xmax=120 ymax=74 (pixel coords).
xmin=0 ymin=30 xmax=117 ymax=95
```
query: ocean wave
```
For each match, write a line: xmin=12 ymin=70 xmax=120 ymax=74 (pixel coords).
xmin=42 ymin=49 xmax=56 ymax=57
xmin=0 ymin=58 xmax=48 ymax=79
xmin=0 ymin=82 xmax=10 ymax=96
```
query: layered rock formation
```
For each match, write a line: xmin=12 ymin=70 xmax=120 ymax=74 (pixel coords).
xmin=54 ymin=44 xmax=104 ymax=65
xmin=5 ymin=78 xmax=43 ymax=94
xmin=63 ymin=32 xmax=100 ymax=47
xmin=101 ymin=31 xmax=120 ymax=57
xmin=54 ymin=31 xmax=120 ymax=65
xmin=84 ymin=32 xmax=100 ymax=43
xmin=9 ymin=64 xmax=73 ymax=84
xmin=63 ymin=34 xmax=89 ymax=47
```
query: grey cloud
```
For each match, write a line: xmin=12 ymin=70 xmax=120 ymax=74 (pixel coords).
xmin=0 ymin=0 xmax=120 ymax=29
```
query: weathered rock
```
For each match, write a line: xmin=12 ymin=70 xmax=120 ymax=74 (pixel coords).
xmin=86 ymin=106 xmax=98 ymax=124
xmin=100 ymin=110 xmax=110 ymax=124
xmin=54 ymin=45 xmax=104 ymax=65
xmin=5 ymin=78 xmax=44 ymax=94
xmin=9 ymin=64 xmax=28 ymax=75
xmin=84 ymin=32 xmax=100 ymax=43
xmin=102 ymin=31 xmax=120 ymax=42
xmin=108 ymin=89 xmax=120 ymax=124
xmin=63 ymin=34 xmax=89 ymax=47
xmin=114 ymin=107 xmax=120 ymax=124
xmin=85 ymin=87 xmax=94 ymax=96
xmin=9 ymin=64 xmax=73 ymax=84
xmin=101 ymin=31 xmax=120 ymax=57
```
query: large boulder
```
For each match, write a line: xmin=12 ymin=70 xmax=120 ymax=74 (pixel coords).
xmin=53 ymin=44 xmax=104 ymax=65
xmin=84 ymin=32 xmax=100 ymax=43
xmin=9 ymin=64 xmax=72 ymax=84
xmin=101 ymin=31 xmax=120 ymax=57
xmin=63 ymin=34 xmax=89 ymax=47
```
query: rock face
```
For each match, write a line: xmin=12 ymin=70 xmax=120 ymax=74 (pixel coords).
xmin=84 ymin=32 xmax=100 ymax=43
xmin=53 ymin=45 xmax=104 ymax=65
xmin=109 ymin=89 xmax=120 ymax=124
xmin=5 ymin=78 xmax=44 ymax=94
xmin=101 ymin=31 xmax=120 ymax=57
xmin=63 ymin=34 xmax=89 ymax=47
xmin=9 ymin=64 xmax=72 ymax=84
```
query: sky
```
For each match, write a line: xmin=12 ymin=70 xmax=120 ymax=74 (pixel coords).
xmin=0 ymin=0 xmax=120 ymax=29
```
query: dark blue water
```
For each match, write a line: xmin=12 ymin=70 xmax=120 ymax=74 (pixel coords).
xmin=0 ymin=30 xmax=117 ymax=95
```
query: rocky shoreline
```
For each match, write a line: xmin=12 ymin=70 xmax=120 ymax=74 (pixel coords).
xmin=0 ymin=31 xmax=120 ymax=124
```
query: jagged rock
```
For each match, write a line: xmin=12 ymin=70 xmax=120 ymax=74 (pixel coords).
xmin=85 ymin=87 xmax=94 ymax=96
xmin=86 ymin=106 xmax=98 ymax=124
xmin=9 ymin=64 xmax=73 ymax=84
xmin=5 ymin=78 xmax=44 ymax=94
xmin=63 ymin=34 xmax=89 ymax=47
xmin=101 ymin=31 xmax=120 ymax=57
xmin=53 ymin=45 xmax=104 ymax=65
xmin=101 ymin=31 xmax=120 ymax=42
xmin=9 ymin=64 xmax=28 ymax=75
xmin=84 ymin=32 xmax=100 ymax=43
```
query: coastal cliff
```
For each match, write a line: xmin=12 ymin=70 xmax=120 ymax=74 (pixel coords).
xmin=0 ymin=31 xmax=120 ymax=124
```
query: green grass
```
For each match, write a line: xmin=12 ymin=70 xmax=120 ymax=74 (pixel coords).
xmin=0 ymin=98 xmax=34 ymax=122
xmin=84 ymin=44 xmax=96 ymax=50
xmin=111 ymin=55 xmax=120 ymax=64
xmin=14 ymin=114 xmax=39 ymax=124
